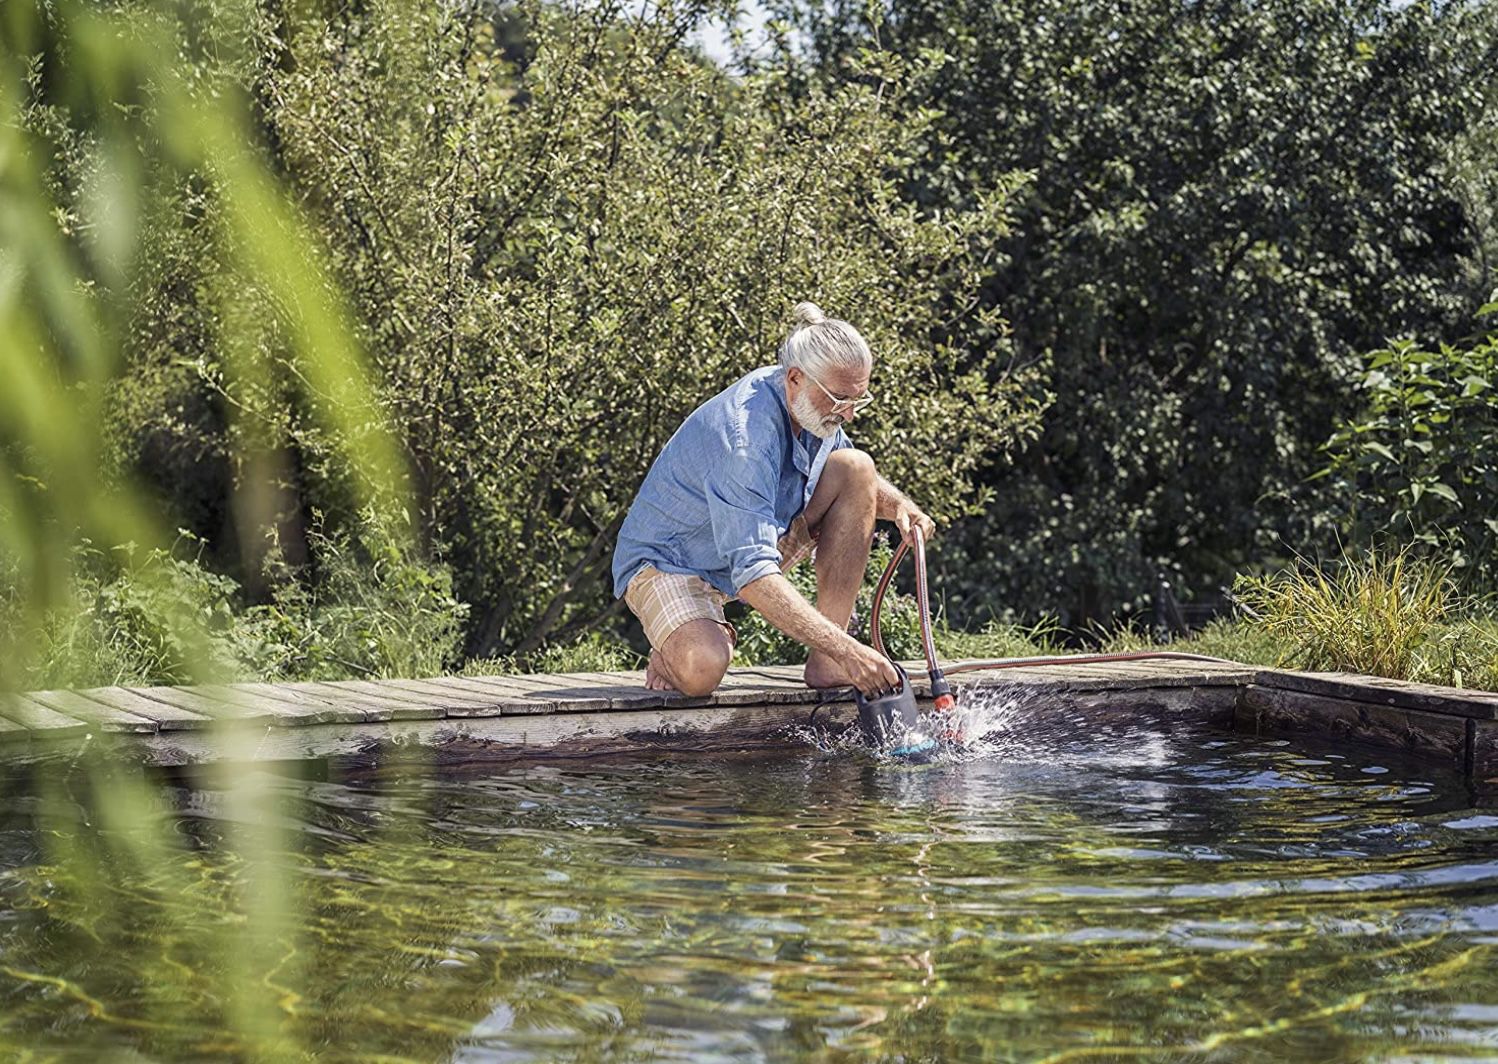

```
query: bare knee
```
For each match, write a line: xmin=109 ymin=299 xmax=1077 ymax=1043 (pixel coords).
xmin=827 ymin=448 xmax=877 ymax=496
xmin=828 ymin=447 xmax=876 ymax=479
xmin=661 ymin=622 xmax=732 ymax=696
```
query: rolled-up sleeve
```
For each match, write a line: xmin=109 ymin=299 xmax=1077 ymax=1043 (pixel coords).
xmin=705 ymin=446 xmax=784 ymax=594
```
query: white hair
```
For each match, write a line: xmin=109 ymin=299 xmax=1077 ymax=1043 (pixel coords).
xmin=776 ymin=301 xmax=872 ymax=378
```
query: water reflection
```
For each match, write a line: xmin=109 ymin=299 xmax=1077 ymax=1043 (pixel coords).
xmin=0 ymin=723 xmax=1495 ymax=1061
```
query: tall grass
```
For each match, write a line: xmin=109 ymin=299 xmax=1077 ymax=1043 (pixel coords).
xmin=1233 ymin=548 xmax=1498 ymax=688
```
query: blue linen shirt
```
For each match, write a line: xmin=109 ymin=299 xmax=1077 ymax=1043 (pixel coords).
xmin=612 ymin=366 xmax=852 ymax=599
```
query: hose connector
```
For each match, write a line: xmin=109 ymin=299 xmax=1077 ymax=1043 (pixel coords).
xmin=930 ymin=671 xmax=956 ymax=715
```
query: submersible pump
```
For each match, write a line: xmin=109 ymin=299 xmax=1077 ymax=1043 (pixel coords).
xmin=852 ymin=662 xmax=938 ymax=761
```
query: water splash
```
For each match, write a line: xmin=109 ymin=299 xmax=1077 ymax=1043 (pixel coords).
xmin=789 ymin=680 xmax=1065 ymax=764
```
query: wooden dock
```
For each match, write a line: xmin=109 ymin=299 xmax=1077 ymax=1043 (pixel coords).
xmin=1 ymin=658 xmax=1495 ymax=794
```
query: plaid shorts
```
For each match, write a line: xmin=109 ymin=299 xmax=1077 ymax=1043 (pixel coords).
xmin=625 ymin=515 xmax=814 ymax=651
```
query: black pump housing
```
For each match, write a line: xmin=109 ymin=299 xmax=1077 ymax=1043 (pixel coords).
xmin=854 ymin=663 xmax=919 ymax=746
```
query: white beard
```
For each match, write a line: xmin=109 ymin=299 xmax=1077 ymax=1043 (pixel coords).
xmin=790 ymin=389 xmax=842 ymax=440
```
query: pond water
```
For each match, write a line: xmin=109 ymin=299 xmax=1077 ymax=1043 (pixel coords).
xmin=2 ymin=699 xmax=1497 ymax=1061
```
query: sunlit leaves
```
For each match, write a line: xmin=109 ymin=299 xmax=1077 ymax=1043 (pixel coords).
xmin=1320 ymin=329 xmax=1498 ymax=590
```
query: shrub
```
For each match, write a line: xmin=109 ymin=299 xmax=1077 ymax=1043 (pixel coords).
xmin=779 ymin=0 xmax=1498 ymax=629
xmin=1318 ymin=323 xmax=1498 ymax=592
xmin=0 ymin=516 xmax=468 ymax=690
xmin=242 ymin=509 xmax=469 ymax=681
xmin=222 ymin=0 xmax=1045 ymax=658
xmin=463 ymin=631 xmax=643 ymax=678
xmin=1 ymin=533 xmax=254 ymax=689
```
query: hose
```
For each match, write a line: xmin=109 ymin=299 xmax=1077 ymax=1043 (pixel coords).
xmin=868 ymin=526 xmax=1237 ymax=722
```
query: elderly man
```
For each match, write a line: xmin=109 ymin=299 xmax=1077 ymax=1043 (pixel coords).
xmin=611 ymin=302 xmax=936 ymax=697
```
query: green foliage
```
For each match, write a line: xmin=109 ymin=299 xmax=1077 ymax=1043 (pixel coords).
xmin=0 ymin=0 xmax=410 ymax=692
xmin=464 ymin=630 xmax=644 ymax=677
xmin=0 ymin=516 xmax=467 ymax=689
xmin=243 ymin=0 xmax=1045 ymax=657
xmin=1318 ymin=327 xmax=1498 ymax=591
xmin=244 ymin=510 xmax=469 ymax=681
xmin=1 ymin=534 xmax=246 ymax=688
xmin=733 ymin=533 xmax=926 ymax=666
xmin=5 ymin=0 xmax=1048 ymax=678
xmin=776 ymin=0 xmax=1498 ymax=630
xmin=1232 ymin=547 xmax=1495 ymax=688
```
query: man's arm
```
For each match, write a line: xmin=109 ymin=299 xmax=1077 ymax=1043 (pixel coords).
xmin=875 ymin=474 xmax=936 ymax=542
xmin=737 ymin=573 xmax=900 ymax=694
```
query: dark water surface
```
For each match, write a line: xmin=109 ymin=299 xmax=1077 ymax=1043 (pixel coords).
xmin=2 ymin=709 xmax=1497 ymax=1061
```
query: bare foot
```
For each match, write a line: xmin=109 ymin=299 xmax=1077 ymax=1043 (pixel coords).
xmin=645 ymin=650 xmax=678 ymax=691
xmin=803 ymin=651 xmax=852 ymax=689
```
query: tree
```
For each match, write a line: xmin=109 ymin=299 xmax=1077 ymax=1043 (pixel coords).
xmin=771 ymin=0 xmax=1498 ymax=629
xmin=245 ymin=0 xmax=1047 ymax=655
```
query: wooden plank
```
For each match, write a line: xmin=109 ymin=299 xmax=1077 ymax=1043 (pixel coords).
xmin=948 ymin=666 xmax=1074 ymax=692
xmin=245 ymin=682 xmax=434 ymax=723
xmin=1259 ymin=670 xmax=1498 ymax=720
xmin=1034 ymin=663 xmax=1148 ymax=691
xmin=419 ymin=676 xmax=558 ymax=715
xmin=463 ymin=673 xmax=614 ymax=712
xmin=549 ymin=670 xmax=778 ymax=711
xmin=123 ymin=699 xmax=863 ymax=767
xmin=545 ymin=673 xmax=667 ymax=709
xmin=186 ymin=684 xmax=365 ymax=725
xmin=0 ymin=694 xmax=90 ymax=738
xmin=0 ymin=714 xmax=30 ymax=744
xmin=112 ymin=683 xmax=1256 ymax=768
xmin=372 ymin=678 xmax=514 ymax=709
xmin=383 ymin=679 xmax=507 ymax=718
xmin=1064 ymin=660 xmax=1254 ymax=687
xmin=322 ymin=678 xmax=502 ymax=715
xmin=1472 ymin=721 xmax=1498 ymax=793
xmin=420 ymin=675 xmax=568 ymax=710
xmin=1241 ymin=684 xmax=1469 ymax=766
xmin=76 ymin=686 xmax=214 ymax=730
xmin=713 ymin=678 xmax=818 ymax=707
xmin=27 ymin=689 xmax=158 ymax=733
xmin=301 ymin=682 xmax=449 ymax=720
xmin=132 ymin=686 xmax=326 ymax=726
xmin=224 ymin=682 xmax=395 ymax=722
xmin=728 ymin=668 xmax=842 ymax=702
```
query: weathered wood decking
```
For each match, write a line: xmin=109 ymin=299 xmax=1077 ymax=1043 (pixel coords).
xmin=2 ymin=658 xmax=1496 ymax=794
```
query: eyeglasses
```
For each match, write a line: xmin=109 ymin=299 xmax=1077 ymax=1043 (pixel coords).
xmin=806 ymin=371 xmax=875 ymax=414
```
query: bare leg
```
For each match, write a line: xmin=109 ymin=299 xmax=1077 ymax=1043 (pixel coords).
xmin=800 ymin=449 xmax=878 ymax=688
xmin=645 ymin=618 xmax=733 ymax=696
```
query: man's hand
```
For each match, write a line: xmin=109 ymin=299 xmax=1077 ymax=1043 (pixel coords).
xmin=892 ymin=500 xmax=936 ymax=545
xmin=843 ymin=639 xmax=902 ymax=695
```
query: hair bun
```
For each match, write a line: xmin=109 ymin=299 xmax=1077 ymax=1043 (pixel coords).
xmin=791 ymin=301 xmax=827 ymax=328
